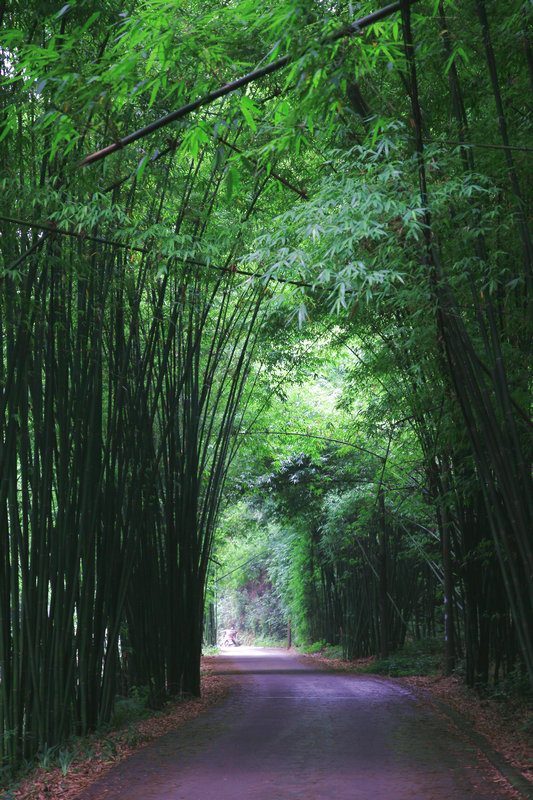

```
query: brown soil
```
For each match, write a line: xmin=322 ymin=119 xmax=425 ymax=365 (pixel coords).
xmin=4 ymin=657 xmax=232 ymax=800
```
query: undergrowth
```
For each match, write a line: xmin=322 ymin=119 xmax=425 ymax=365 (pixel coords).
xmin=202 ymin=644 xmax=220 ymax=656
xmin=301 ymin=637 xmax=443 ymax=677
xmin=299 ymin=640 xmax=343 ymax=658
xmin=1 ymin=685 xmax=156 ymax=793
xmin=369 ymin=642 xmax=442 ymax=677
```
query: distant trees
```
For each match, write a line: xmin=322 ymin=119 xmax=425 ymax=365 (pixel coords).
xmin=221 ymin=331 xmax=528 ymax=688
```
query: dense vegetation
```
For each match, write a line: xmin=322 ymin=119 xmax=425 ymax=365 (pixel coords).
xmin=0 ymin=0 xmax=531 ymax=780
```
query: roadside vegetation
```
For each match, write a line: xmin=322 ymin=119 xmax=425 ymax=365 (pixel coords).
xmin=2 ymin=659 xmax=228 ymax=800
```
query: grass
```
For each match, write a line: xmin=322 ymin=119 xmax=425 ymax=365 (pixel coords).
xmin=299 ymin=639 xmax=328 ymax=654
xmin=298 ymin=640 xmax=344 ymax=658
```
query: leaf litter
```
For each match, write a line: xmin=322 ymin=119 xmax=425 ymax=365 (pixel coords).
xmin=6 ymin=657 xmax=231 ymax=800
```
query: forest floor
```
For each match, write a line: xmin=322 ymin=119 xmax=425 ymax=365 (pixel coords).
xmin=3 ymin=649 xmax=532 ymax=800
xmin=300 ymin=650 xmax=533 ymax=797
xmin=3 ymin=658 xmax=230 ymax=800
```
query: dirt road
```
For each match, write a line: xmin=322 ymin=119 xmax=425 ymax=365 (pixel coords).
xmin=78 ymin=647 xmax=515 ymax=799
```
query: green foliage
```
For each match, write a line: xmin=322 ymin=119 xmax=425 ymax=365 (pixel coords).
xmin=300 ymin=639 xmax=328 ymax=653
xmin=1 ymin=0 xmax=532 ymax=778
xmin=489 ymin=668 xmax=533 ymax=704
xmin=201 ymin=645 xmax=220 ymax=656
xmin=58 ymin=748 xmax=77 ymax=776
xmin=213 ymin=507 xmax=288 ymax=641
xmin=112 ymin=689 xmax=151 ymax=728
xmin=36 ymin=743 xmax=58 ymax=771
xmin=369 ymin=642 xmax=442 ymax=678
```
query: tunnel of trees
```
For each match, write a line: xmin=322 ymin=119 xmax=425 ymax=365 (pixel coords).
xmin=0 ymin=0 xmax=531 ymax=777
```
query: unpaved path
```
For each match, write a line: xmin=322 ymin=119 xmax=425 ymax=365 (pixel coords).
xmin=78 ymin=647 xmax=516 ymax=799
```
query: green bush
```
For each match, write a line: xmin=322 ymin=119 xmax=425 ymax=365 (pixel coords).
xmin=489 ymin=667 xmax=533 ymax=702
xmin=364 ymin=640 xmax=442 ymax=677
xmin=112 ymin=687 xmax=151 ymax=728
xmin=301 ymin=639 xmax=328 ymax=654
xmin=202 ymin=645 xmax=219 ymax=656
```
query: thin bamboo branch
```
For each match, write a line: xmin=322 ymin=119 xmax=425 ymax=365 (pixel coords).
xmin=0 ymin=216 xmax=315 ymax=289
xmin=79 ymin=0 xmax=419 ymax=167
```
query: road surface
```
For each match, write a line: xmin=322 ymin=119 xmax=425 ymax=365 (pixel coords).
xmin=79 ymin=646 xmax=514 ymax=799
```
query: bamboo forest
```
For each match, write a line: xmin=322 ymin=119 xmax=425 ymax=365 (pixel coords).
xmin=0 ymin=0 xmax=532 ymax=794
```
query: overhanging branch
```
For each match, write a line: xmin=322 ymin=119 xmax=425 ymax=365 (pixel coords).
xmin=0 ymin=214 xmax=314 ymax=289
xmin=79 ymin=0 xmax=419 ymax=168
xmin=238 ymin=429 xmax=386 ymax=460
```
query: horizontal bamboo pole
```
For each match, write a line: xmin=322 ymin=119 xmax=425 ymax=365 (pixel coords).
xmin=79 ymin=0 xmax=419 ymax=167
